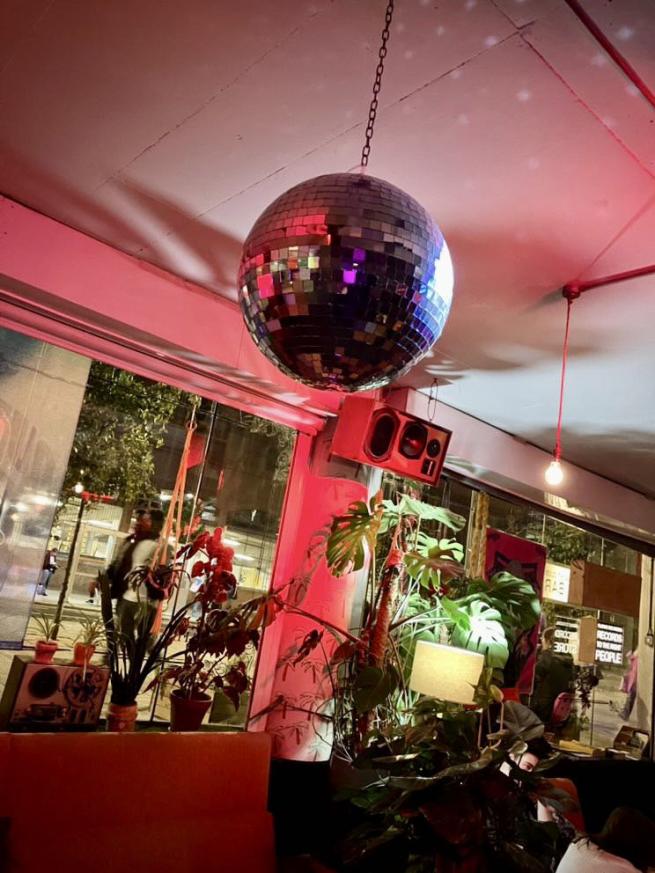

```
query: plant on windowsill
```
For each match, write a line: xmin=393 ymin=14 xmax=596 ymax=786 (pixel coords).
xmin=73 ymin=615 xmax=105 ymax=668
xmin=99 ymin=563 xmax=187 ymax=731
xmin=32 ymin=614 xmax=61 ymax=664
xmin=99 ymin=526 xmax=280 ymax=732
xmin=151 ymin=527 xmax=262 ymax=732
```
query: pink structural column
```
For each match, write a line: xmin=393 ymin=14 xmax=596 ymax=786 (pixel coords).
xmin=249 ymin=430 xmax=375 ymax=761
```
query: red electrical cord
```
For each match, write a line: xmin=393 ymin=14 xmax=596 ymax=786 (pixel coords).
xmin=554 ymin=296 xmax=574 ymax=462
xmin=554 ymin=0 xmax=655 ymax=469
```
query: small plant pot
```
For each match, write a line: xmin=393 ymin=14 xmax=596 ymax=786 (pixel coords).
xmin=170 ymin=690 xmax=212 ymax=732
xmin=34 ymin=640 xmax=58 ymax=664
xmin=107 ymin=702 xmax=138 ymax=732
xmin=73 ymin=642 xmax=96 ymax=667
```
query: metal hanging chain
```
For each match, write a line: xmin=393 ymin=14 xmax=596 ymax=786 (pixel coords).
xmin=360 ymin=0 xmax=395 ymax=168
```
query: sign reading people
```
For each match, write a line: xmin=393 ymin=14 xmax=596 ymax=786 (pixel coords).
xmin=595 ymin=622 xmax=625 ymax=665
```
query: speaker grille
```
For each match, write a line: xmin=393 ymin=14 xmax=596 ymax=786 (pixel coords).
xmin=399 ymin=421 xmax=428 ymax=459
xmin=366 ymin=412 xmax=398 ymax=460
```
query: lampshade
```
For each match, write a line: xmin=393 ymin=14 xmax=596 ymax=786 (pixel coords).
xmin=409 ymin=641 xmax=485 ymax=705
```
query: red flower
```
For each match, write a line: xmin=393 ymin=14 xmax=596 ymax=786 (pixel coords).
xmin=170 ymin=617 xmax=190 ymax=641
xmin=215 ymin=545 xmax=235 ymax=572
xmin=206 ymin=528 xmax=224 ymax=559
xmin=187 ymin=532 xmax=210 ymax=558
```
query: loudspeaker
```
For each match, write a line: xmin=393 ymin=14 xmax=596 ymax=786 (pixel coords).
xmin=0 ymin=655 xmax=109 ymax=731
xmin=331 ymin=396 xmax=451 ymax=486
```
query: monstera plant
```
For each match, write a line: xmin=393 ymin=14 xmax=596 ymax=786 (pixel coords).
xmin=270 ymin=490 xmax=541 ymax=760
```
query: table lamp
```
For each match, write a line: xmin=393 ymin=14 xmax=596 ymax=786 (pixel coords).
xmin=409 ymin=641 xmax=485 ymax=705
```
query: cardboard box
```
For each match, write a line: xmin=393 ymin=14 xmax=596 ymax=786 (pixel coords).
xmin=569 ymin=560 xmax=641 ymax=618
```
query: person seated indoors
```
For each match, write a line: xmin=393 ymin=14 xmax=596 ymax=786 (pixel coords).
xmin=502 ymin=735 xmax=552 ymax=775
xmin=501 ymin=726 xmax=581 ymax=841
xmin=556 ymin=807 xmax=655 ymax=873
xmin=502 ymin=738 xmax=561 ymax=817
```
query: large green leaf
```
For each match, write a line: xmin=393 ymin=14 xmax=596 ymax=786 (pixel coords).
xmin=440 ymin=596 xmax=471 ymax=631
xmin=326 ymin=497 xmax=381 ymax=576
xmin=404 ymin=534 xmax=464 ymax=589
xmin=380 ymin=496 xmax=466 ymax=534
xmin=419 ymin=533 xmax=465 ymax=562
xmin=388 ymin=746 xmax=498 ymax=791
xmin=455 ymin=572 xmax=541 ymax=636
xmin=353 ymin=665 xmax=399 ymax=713
xmin=451 ymin=599 xmax=509 ymax=669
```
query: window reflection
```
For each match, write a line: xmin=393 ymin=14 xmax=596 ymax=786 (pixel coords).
xmin=381 ymin=474 xmax=648 ymax=754
xmin=2 ymin=358 xmax=295 ymax=727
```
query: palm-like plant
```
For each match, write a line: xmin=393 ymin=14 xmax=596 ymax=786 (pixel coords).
xmin=32 ymin=614 xmax=60 ymax=642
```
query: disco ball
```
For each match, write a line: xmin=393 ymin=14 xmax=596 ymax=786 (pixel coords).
xmin=238 ymin=172 xmax=453 ymax=392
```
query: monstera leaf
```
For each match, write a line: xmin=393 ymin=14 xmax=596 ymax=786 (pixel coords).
xmin=451 ymin=599 xmax=509 ymax=669
xmin=380 ymin=495 xmax=466 ymax=535
xmin=418 ymin=533 xmax=465 ymax=562
xmin=456 ymin=572 xmax=541 ymax=636
xmin=404 ymin=534 xmax=465 ymax=589
xmin=326 ymin=493 xmax=383 ymax=576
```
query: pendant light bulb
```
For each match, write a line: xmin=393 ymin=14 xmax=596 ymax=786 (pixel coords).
xmin=545 ymin=459 xmax=564 ymax=487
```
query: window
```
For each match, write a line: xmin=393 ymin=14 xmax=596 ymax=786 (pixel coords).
xmin=0 ymin=328 xmax=295 ymax=727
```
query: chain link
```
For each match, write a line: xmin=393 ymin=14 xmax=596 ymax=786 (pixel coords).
xmin=360 ymin=0 xmax=395 ymax=167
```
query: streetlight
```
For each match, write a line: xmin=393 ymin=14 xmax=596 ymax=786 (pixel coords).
xmin=52 ymin=485 xmax=87 ymax=639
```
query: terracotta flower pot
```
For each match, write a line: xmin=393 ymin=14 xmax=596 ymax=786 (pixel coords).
xmin=170 ymin=690 xmax=212 ymax=732
xmin=34 ymin=640 xmax=58 ymax=664
xmin=73 ymin=642 xmax=96 ymax=667
xmin=107 ymin=702 xmax=138 ymax=732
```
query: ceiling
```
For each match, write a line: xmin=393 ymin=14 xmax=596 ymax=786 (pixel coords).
xmin=1 ymin=0 xmax=654 ymax=497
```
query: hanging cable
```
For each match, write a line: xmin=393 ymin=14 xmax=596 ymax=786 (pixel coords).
xmin=427 ymin=378 xmax=439 ymax=423
xmin=553 ymin=295 xmax=574 ymax=462
xmin=360 ymin=0 xmax=395 ymax=168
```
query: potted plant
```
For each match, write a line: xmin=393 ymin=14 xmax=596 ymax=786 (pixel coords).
xmin=154 ymin=528 xmax=262 ymax=732
xmin=100 ymin=566 xmax=189 ymax=732
xmin=73 ymin=615 xmax=105 ymax=668
xmin=99 ymin=527 xmax=277 ymax=732
xmin=258 ymin=491 xmax=538 ymax=761
xmin=32 ymin=614 xmax=60 ymax=663
xmin=254 ymin=489 xmax=550 ymax=870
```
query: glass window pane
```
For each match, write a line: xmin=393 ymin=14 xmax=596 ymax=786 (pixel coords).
xmin=1 ymin=349 xmax=295 ymax=731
